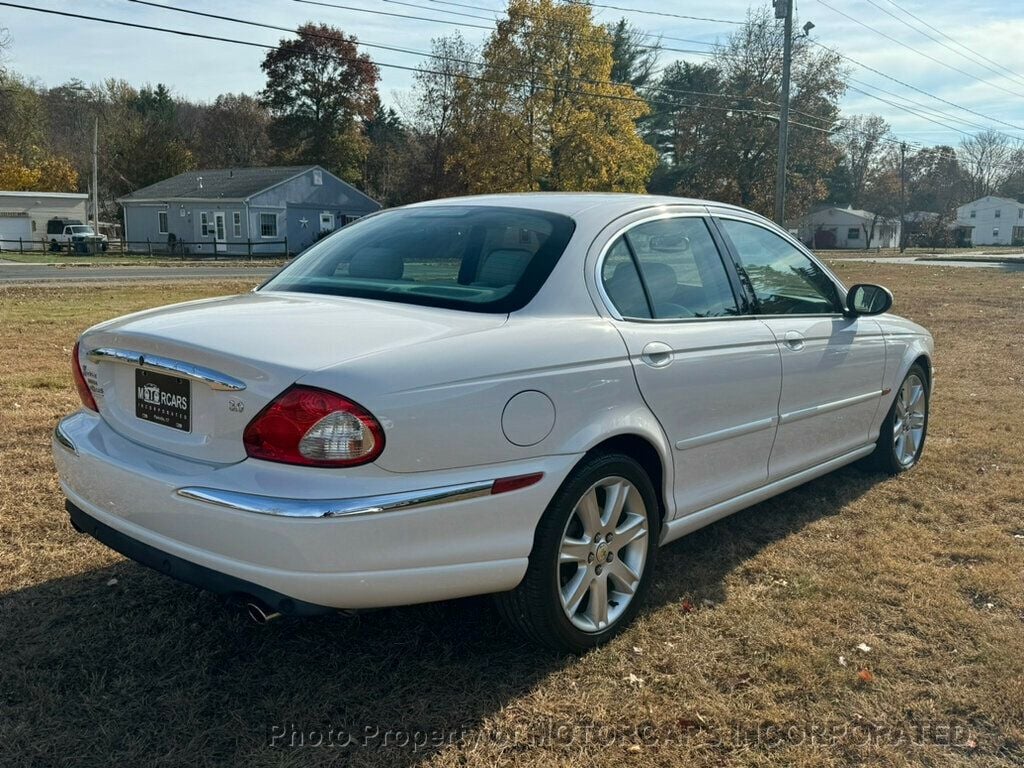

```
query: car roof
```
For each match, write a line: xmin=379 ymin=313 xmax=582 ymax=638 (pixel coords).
xmin=401 ymin=192 xmax=756 ymax=219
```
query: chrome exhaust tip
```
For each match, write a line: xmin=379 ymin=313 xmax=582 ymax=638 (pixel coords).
xmin=245 ymin=601 xmax=282 ymax=624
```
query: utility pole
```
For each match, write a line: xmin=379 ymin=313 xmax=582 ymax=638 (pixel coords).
xmin=91 ymin=116 xmax=100 ymax=233
xmin=898 ymin=141 xmax=907 ymax=253
xmin=774 ymin=0 xmax=794 ymax=227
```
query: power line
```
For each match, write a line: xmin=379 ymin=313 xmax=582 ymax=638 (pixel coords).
xmin=0 ymin=1 xmax=778 ymax=123
xmin=129 ymin=0 xmax=831 ymax=127
xmin=814 ymin=0 xmax=1024 ymax=101
xmin=881 ymin=0 xmax=1024 ymax=89
xmin=860 ymin=0 xmax=1024 ymax=90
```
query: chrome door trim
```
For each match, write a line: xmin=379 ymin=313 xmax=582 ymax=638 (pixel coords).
xmin=176 ymin=479 xmax=496 ymax=519
xmin=778 ymin=390 xmax=883 ymax=425
xmin=674 ymin=416 xmax=778 ymax=451
xmin=87 ymin=347 xmax=246 ymax=392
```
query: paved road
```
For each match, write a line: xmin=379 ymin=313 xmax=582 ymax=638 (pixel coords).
xmin=0 ymin=263 xmax=278 ymax=285
xmin=829 ymin=256 xmax=1024 ymax=271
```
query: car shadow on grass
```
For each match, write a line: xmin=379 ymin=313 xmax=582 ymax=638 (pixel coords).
xmin=0 ymin=466 xmax=879 ymax=767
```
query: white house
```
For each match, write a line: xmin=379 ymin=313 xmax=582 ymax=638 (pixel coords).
xmin=795 ymin=205 xmax=902 ymax=249
xmin=0 ymin=191 xmax=88 ymax=251
xmin=955 ymin=195 xmax=1024 ymax=246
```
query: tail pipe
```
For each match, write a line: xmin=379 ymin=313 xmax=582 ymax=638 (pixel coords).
xmin=245 ymin=600 xmax=282 ymax=624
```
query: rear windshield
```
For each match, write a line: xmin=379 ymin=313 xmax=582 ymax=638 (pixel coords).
xmin=260 ymin=205 xmax=576 ymax=313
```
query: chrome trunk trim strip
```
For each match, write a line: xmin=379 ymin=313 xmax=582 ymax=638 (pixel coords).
xmin=87 ymin=347 xmax=246 ymax=391
xmin=176 ymin=480 xmax=496 ymax=519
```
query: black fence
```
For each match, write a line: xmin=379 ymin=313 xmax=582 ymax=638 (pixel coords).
xmin=0 ymin=237 xmax=290 ymax=259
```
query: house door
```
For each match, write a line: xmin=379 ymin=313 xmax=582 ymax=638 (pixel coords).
xmin=319 ymin=212 xmax=335 ymax=233
xmin=214 ymin=212 xmax=227 ymax=253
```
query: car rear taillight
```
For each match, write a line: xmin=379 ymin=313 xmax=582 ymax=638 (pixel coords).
xmin=243 ymin=386 xmax=385 ymax=467
xmin=71 ymin=342 xmax=98 ymax=412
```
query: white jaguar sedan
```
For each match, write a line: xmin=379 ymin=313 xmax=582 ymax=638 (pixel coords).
xmin=54 ymin=194 xmax=932 ymax=652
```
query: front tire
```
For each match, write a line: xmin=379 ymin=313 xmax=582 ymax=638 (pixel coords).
xmin=495 ymin=453 xmax=659 ymax=653
xmin=869 ymin=363 xmax=929 ymax=474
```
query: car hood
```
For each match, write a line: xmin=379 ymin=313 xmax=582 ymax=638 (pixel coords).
xmin=86 ymin=291 xmax=508 ymax=373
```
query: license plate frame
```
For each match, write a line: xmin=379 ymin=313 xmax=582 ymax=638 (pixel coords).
xmin=135 ymin=368 xmax=192 ymax=433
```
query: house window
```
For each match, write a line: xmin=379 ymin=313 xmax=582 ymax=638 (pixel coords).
xmin=995 ymin=209 xmax=1001 ymax=218
xmin=260 ymin=213 xmax=278 ymax=237
xmin=200 ymin=212 xmax=210 ymax=236
xmin=312 ymin=169 xmax=323 ymax=186
xmin=31 ymin=220 xmax=36 ymax=232
xmin=158 ymin=211 xmax=168 ymax=234
xmin=1019 ymin=208 xmax=1023 ymax=218
xmin=993 ymin=228 xmax=999 ymax=238
xmin=970 ymin=210 xmax=976 ymax=218
xmin=232 ymin=211 xmax=241 ymax=237
xmin=847 ymin=228 xmax=860 ymax=240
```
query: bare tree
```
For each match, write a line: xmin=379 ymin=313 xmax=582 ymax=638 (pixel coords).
xmin=958 ymin=129 xmax=1013 ymax=199
xmin=831 ymin=115 xmax=891 ymax=208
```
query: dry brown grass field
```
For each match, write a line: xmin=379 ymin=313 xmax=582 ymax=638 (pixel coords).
xmin=1 ymin=263 xmax=1022 ymax=767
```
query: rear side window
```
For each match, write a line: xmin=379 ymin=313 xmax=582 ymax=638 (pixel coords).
xmin=717 ymin=218 xmax=840 ymax=315
xmin=261 ymin=206 xmax=575 ymax=313
xmin=601 ymin=217 xmax=738 ymax=320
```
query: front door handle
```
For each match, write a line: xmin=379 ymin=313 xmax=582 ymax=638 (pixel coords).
xmin=783 ymin=330 xmax=805 ymax=351
xmin=640 ymin=341 xmax=673 ymax=368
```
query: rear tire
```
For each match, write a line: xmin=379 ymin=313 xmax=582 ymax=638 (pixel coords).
xmin=495 ymin=452 xmax=659 ymax=653
xmin=868 ymin=363 xmax=929 ymax=474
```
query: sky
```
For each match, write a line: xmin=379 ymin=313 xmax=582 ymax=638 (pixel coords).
xmin=3 ymin=0 xmax=1024 ymax=149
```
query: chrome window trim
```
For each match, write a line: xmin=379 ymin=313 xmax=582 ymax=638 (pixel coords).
xmin=593 ymin=209 xmax=747 ymax=323
xmin=176 ymin=480 xmax=496 ymax=519
xmin=86 ymin=347 xmax=246 ymax=392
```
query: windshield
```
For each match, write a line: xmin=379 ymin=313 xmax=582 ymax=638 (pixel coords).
xmin=260 ymin=205 xmax=576 ymax=313
xmin=70 ymin=226 xmax=94 ymax=234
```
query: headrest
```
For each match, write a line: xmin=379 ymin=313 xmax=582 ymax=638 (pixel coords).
xmin=640 ymin=261 xmax=678 ymax=304
xmin=475 ymin=248 xmax=533 ymax=287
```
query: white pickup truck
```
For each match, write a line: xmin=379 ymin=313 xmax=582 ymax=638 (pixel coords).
xmin=48 ymin=220 xmax=109 ymax=253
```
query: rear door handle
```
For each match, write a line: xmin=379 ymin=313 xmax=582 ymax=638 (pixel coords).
xmin=640 ymin=341 xmax=673 ymax=368
xmin=783 ymin=331 xmax=805 ymax=351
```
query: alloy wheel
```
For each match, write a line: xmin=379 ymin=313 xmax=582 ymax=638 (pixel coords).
xmin=893 ymin=373 xmax=927 ymax=467
xmin=556 ymin=476 xmax=650 ymax=632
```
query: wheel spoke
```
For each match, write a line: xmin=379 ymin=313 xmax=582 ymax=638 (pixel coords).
xmin=585 ymin=575 xmax=609 ymax=628
xmin=612 ymin=514 xmax=648 ymax=551
xmin=607 ymin=558 xmax=639 ymax=595
xmin=602 ymin=480 xmax=629 ymax=529
xmin=559 ymin=537 xmax=591 ymax=565
xmin=908 ymin=384 xmax=924 ymax=409
xmin=574 ymin=490 xmax=601 ymax=537
xmin=908 ymin=411 xmax=926 ymax=429
xmin=561 ymin=568 xmax=592 ymax=615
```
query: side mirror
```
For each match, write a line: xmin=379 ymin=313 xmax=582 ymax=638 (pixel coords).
xmin=846 ymin=283 xmax=893 ymax=316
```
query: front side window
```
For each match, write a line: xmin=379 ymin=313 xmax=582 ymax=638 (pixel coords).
xmin=260 ymin=213 xmax=277 ymax=237
xmin=717 ymin=218 xmax=840 ymax=315
xmin=158 ymin=211 xmax=168 ymax=234
xmin=847 ymin=227 xmax=860 ymax=240
xmin=261 ymin=205 xmax=575 ymax=313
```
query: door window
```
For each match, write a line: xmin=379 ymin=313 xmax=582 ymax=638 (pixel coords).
xmin=717 ymin=218 xmax=840 ymax=315
xmin=601 ymin=217 xmax=738 ymax=320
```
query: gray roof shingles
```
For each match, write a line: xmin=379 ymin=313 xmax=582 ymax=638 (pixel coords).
xmin=121 ymin=166 xmax=316 ymax=201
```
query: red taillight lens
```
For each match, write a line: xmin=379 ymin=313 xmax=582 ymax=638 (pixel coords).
xmin=71 ymin=342 xmax=98 ymax=412
xmin=243 ymin=386 xmax=385 ymax=467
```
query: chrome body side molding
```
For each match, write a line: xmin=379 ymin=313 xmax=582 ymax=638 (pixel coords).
xmin=176 ymin=480 xmax=496 ymax=519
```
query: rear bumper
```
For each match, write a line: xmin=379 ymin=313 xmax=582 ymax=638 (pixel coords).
xmin=66 ymin=500 xmax=333 ymax=616
xmin=53 ymin=411 xmax=578 ymax=610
